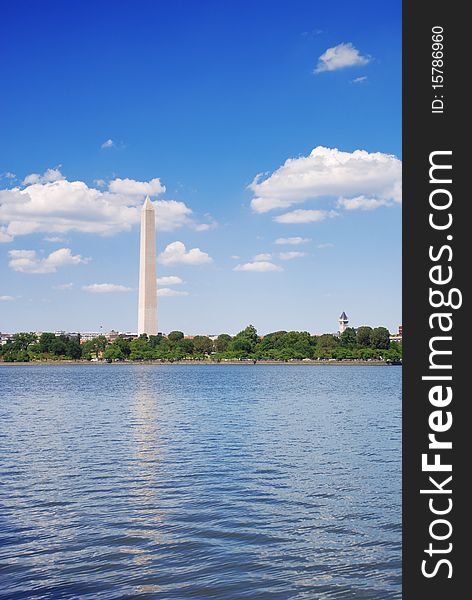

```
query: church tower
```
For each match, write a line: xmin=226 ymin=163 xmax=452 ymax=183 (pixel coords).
xmin=338 ymin=311 xmax=349 ymax=334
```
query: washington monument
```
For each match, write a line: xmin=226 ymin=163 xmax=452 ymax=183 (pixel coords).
xmin=138 ymin=196 xmax=157 ymax=335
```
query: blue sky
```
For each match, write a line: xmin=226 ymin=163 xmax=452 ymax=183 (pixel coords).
xmin=0 ymin=0 xmax=401 ymax=335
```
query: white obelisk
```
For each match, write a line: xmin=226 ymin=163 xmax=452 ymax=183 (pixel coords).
xmin=138 ymin=196 xmax=157 ymax=335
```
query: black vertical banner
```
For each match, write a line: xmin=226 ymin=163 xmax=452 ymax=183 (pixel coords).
xmin=403 ymin=2 xmax=467 ymax=598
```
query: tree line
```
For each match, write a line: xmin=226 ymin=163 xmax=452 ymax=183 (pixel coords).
xmin=0 ymin=325 xmax=401 ymax=363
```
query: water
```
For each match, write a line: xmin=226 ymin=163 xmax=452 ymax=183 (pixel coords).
xmin=0 ymin=364 xmax=401 ymax=599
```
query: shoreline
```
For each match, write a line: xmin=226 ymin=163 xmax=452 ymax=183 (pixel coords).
xmin=0 ymin=359 xmax=398 ymax=366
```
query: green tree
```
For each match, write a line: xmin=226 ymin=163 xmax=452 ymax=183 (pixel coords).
xmin=385 ymin=346 xmax=402 ymax=361
xmin=258 ymin=331 xmax=287 ymax=354
xmin=3 ymin=348 xmax=30 ymax=362
xmin=81 ymin=335 xmax=108 ymax=359
xmin=177 ymin=338 xmax=194 ymax=356
xmin=340 ymin=327 xmax=357 ymax=348
xmin=148 ymin=335 xmax=163 ymax=349
xmin=356 ymin=326 xmax=373 ymax=347
xmin=38 ymin=332 xmax=56 ymax=353
xmin=193 ymin=335 xmax=213 ymax=355
xmin=317 ymin=334 xmax=339 ymax=350
xmin=50 ymin=336 xmax=68 ymax=356
xmin=168 ymin=331 xmax=184 ymax=342
xmin=104 ymin=344 xmax=125 ymax=360
xmin=215 ymin=334 xmax=232 ymax=353
xmin=66 ymin=338 xmax=82 ymax=359
xmin=278 ymin=331 xmax=313 ymax=359
xmin=129 ymin=337 xmax=154 ymax=360
xmin=11 ymin=332 xmax=37 ymax=351
xmin=230 ymin=325 xmax=259 ymax=356
xmin=241 ymin=325 xmax=258 ymax=343
xmin=113 ymin=336 xmax=132 ymax=357
xmin=371 ymin=327 xmax=391 ymax=349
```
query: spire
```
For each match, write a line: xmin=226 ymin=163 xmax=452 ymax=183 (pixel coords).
xmin=138 ymin=195 xmax=157 ymax=335
xmin=339 ymin=311 xmax=348 ymax=321
xmin=142 ymin=195 xmax=154 ymax=210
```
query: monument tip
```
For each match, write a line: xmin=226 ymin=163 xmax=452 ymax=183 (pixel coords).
xmin=143 ymin=195 xmax=154 ymax=210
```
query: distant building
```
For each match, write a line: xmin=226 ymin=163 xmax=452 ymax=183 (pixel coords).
xmin=121 ymin=332 xmax=139 ymax=341
xmin=0 ymin=332 xmax=13 ymax=346
xmin=105 ymin=330 xmax=120 ymax=342
xmin=61 ymin=332 xmax=80 ymax=339
xmin=338 ymin=312 xmax=349 ymax=334
xmin=390 ymin=325 xmax=403 ymax=344
xmin=79 ymin=332 xmax=101 ymax=343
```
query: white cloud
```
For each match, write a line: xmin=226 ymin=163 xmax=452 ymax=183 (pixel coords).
xmin=275 ymin=237 xmax=310 ymax=245
xmin=157 ymin=275 xmax=184 ymax=286
xmin=279 ymin=251 xmax=306 ymax=260
xmin=101 ymin=139 xmax=115 ymax=149
xmin=250 ymin=146 xmax=401 ymax=215
xmin=8 ymin=248 xmax=89 ymax=274
xmin=274 ymin=209 xmax=338 ymax=224
xmin=317 ymin=242 xmax=334 ymax=249
xmin=0 ymin=295 xmax=15 ymax=301
xmin=230 ymin=255 xmax=241 ymax=260
xmin=194 ymin=215 xmax=218 ymax=231
xmin=108 ymin=177 xmax=165 ymax=196
xmin=155 ymin=200 xmax=195 ymax=230
xmin=53 ymin=282 xmax=74 ymax=290
xmin=94 ymin=179 xmax=106 ymax=187
xmin=0 ymin=170 xmax=204 ymax=239
xmin=234 ymin=261 xmax=283 ymax=272
xmin=1 ymin=172 xmax=16 ymax=180
xmin=23 ymin=167 xmax=64 ymax=186
xmin=336 ymin=196 xmax=391 ymax=210
xmin=0 ymin=227 xmax=13 ymax=243
xmin=82 ymin=283 xmax=133 ymax=293
xmin=194 ymin=223 xmax=212 ymax=232
xmin=352 ymin=76 xmax=368 ymax=84
xmin=44 ymin=235 xmax=67 ymax=242
xmin=157 ymin=287 xmax=189 ymax=297
xmin=253 ymin=253 xmax=272 ymax=261
xmin=314 ymin=43 xmax=371 ymax=73
xmin=158 ymin=241 xmax=213 ymax=266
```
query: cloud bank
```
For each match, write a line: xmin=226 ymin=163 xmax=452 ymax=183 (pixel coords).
xmin=250 ymin=146 xmax=401 ymax=220
xmin=8 ymin=248 xmax=88 ymax=274
xmin=0 ymin=169 xmax=211 ymax=241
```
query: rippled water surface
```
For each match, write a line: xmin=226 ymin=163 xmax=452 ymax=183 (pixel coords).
xmin=0 ymin=364 xmax=401 ymax=599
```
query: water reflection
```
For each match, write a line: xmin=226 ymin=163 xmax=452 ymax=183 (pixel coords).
xmin=128 ymin=369 xmax=165 ymax=595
